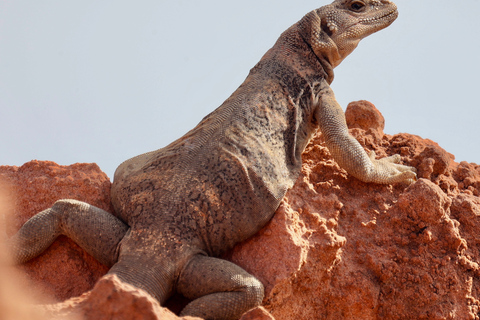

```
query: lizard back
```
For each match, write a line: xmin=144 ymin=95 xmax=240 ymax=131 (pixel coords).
xmin=111 ymin=48 xmax=324 ymax=255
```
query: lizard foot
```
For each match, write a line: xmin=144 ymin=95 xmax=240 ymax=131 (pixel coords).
xmin=368 ymin=151 xmax=417 ymax=184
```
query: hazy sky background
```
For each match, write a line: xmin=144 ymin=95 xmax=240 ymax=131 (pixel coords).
xmin=1 ymin=0 xmax=479 ymax=179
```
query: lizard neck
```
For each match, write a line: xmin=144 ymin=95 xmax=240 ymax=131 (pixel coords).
xmin=273 ymin=18 xmax=335 ymax=85
xmin=299 ymin=10 xmax=340 ymax=83
xmin=311 ymin=47 xmax=335 ymax=85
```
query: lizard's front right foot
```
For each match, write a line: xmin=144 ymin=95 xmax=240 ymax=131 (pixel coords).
xmin=368 ymin=152 xmax=417 ymax=185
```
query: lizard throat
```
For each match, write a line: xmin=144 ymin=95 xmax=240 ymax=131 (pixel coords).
xmin=301 ymin=34 xmax=335 ymax=84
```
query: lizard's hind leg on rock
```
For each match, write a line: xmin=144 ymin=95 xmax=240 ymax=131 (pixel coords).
xmin=107 ymin=252 xmax=175 ymax=305
xmin=178 ymin=254 xmax=264 ymax=320
xmin=8 ymin=199 xmax=128 ymax=267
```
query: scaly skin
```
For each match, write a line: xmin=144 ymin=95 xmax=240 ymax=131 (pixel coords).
xmin=8 ymin=1 xmax=415 ymax=319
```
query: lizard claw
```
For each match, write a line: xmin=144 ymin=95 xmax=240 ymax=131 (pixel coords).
xmin=384 ymin=154 xmax=402 ymax=164
xmin=369 ymin=151 xmax=402 ymax=164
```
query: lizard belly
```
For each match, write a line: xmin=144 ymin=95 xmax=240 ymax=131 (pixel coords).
xmin=111 ymin=140 xmax=289 ymax=256
xmin=111 ymin=78 xmax=313 ymax=255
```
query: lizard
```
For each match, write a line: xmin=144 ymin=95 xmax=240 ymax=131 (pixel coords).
xmin=8 ymin=1 xmax=416 ymax=319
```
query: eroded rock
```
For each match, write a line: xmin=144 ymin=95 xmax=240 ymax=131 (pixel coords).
xmin=1 ymin=161 xmax=111 ymax=302
xmin=45 ymin=275 xmax=201 ymax=320
xmin=231 ymin=101 xmax=480 ymax=319
xmin=2 ymin=101 xmax=480 ymax=319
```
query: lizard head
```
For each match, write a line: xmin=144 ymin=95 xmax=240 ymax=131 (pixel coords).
xmin=300 ymin=0 xmax=398 ymax=68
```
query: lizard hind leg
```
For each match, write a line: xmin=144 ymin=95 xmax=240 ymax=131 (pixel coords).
xmin=177 ymin=254 xmax=264 ymax=320
xmin=107 ymin=254 xmax=175 ymax=305
xmin=8 ymin=199 xmax=128 ymax=267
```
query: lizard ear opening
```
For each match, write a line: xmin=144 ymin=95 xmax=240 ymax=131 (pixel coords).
xmin=320 ymin=17 xmax=334 ymax=37
xmin=313 ymin=16 xmax=337 ymax=52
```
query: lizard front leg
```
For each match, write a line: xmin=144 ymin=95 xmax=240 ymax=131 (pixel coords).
xmin=315 ymin=81 xmax=417 ymax=184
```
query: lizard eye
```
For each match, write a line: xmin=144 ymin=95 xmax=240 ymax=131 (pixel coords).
xmin=349 ymin=1 xmax=366 ymax=12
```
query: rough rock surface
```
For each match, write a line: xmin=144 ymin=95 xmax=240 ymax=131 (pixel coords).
xmin=2 ymin=100 xmax=480 ymax=319
xmin=229 ymin=101 xmax=480 ymax=319
xmin=44 ymin=274 xmax=201 ymax=320
xmin=0 ymin=183 xmax=52 ymax=320
xmin=1 ymin=161 xmax=112 ymax=302
xmin=239 ymin=307 xmax=275 ymax=320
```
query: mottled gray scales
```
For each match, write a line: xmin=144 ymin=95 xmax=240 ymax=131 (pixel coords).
xmin=10 ymin=200 xmax=128 ymax=267
xmin=8 ymin=1 xmax=415 ymax=319
xmin=178 ymin=255 xmax=264 ymax=319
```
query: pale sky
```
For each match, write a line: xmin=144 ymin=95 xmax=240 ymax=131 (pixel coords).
xmin=1 ymin=1 xmax=479 ymax=179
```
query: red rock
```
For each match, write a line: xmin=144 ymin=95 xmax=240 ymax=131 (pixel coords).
xmin=231 ymin=101 xmax=480 ymax=319
xmin=0 ymin=183 xmax=50 ymax=320
xmin=46 ymin=274 xmax=201 ymax=320
xmin=345 ymin=100 xmax=385 ymax=132
xmin=3 ymin=101 xmax=480 ymax=319
xmin=239 ymin=307 xmax=275 ymax=320
xmin=0 ymin=161 xmax=112 ymax=302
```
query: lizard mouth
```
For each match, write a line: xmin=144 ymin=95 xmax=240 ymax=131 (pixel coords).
xmin=358 ymin=9 xmax=398 ymax=25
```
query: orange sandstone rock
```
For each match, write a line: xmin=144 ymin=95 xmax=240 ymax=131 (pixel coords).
xmin=231 ymin=100 xmax=480 ymax=319
xmin=2 ymin=101 xmax=480 ymax=319
xmin=0 ymin=183 xmax=52 ymax=320
xmin=0 ymin=161 xmax=111 ymax=302
xmin=45 ymin=275 xmax=201 ymax=320
xmin=239 ymin=307 xmax=275 ymax=320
